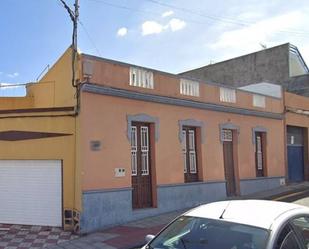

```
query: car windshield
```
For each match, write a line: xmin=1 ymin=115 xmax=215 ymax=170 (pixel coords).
xmin=149 ymin=216 xmax=269 ymax=249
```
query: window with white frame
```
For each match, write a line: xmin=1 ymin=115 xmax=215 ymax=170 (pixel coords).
xmin=188 ymin=130 xmax=197 ymax=173
xmin=253 ymin=94 xmax=266 ymax=108
xmin=129 ymin=67 xmax=154 ymax=89
xmin=131 ymin=126 xmax=137 ymax=176
xmin=256 ymin=136 xmax=263 ymax=170
xmin=182 ymin=130 xmax=187 ymax=173
xmin=140 ymin=126 xmax=149 ymax=175
xmin=220 ymin=87 xmax=236 ymax=103
xmin=180 ymin=79 xmax=200 ymax=97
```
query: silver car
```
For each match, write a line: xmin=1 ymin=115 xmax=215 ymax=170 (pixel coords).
xmin=142 ymin=200 xmax=309 ymax=249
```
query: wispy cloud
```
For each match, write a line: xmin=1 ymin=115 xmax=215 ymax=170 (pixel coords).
xmin=7 ymin=72 xmax=19 ymax=78
xmin=168 ymin=18 xmax=186 ymax=32
xmin=162 ymin=10 xmax=174 ymax=18
xmin=141 ymin=18 xmax=186 ymax=36
xmin=117 ymin=27 xmax=128 ymax=37
xmin=142 ymin=21 xmax=165 ymax=36
xmin=208 ymin=11 xmax=307 ymax=51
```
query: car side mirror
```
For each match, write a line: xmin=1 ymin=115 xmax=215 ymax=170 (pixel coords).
xmin=145 ymin=234 xmax=155 ymax=243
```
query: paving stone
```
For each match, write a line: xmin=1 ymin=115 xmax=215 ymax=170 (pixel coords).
xmin=0 ymin=224 xmax=78 ymax=249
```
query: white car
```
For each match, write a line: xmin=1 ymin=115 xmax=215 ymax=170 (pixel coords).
xmin=142 ymin=200 xmax=309 ymax=249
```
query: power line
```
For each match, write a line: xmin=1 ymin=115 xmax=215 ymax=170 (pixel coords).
xmin=85 ymin=0 xmax=210 ymax=25
xmin=78 ymin=20 xmax=102 ymax=56
xmin=85 ymin=0 xmax=309 ymax=37
xmin=145 ymin=0 xmax=309 ymax=36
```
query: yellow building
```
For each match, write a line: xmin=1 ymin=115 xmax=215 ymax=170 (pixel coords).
xmin=0 ymin=48 xmax=80 ymax=232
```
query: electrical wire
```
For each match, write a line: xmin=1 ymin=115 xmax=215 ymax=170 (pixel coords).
xmin=86 ymin=0 xmax=309 ymax=37
xmin=78 ymin=20 xmax=103 ymax=56
xmin=145 ymin=0 xmax=309 ymax=35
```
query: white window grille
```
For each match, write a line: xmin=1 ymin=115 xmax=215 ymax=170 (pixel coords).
xmin=188 ymin=130 xmax=197 ymax=173
xmin=141 ymin=126 xmax=149 ymax=175
xmin=129 ymin=67 xmax=154 ymax=89
xmin=221 ymin=129 xmax=233 ymax=142
xmin=220 ymin=87 xmax=236 ymax=103
xmin=256 ymin=136 xmax=263 ymax=170
xmin=131 ymin=126 xmax=137 ymax=176
xmin=253 ymin=94 xmax=266 ymax=108
xmin=182 ymin=130 xmax=187 ymax=173
xmin=180 ymin=79 xmax=200 ymax=97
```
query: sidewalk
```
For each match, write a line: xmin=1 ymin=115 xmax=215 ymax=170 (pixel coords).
xmin=47 ymin=182 xmax=309 ymax=249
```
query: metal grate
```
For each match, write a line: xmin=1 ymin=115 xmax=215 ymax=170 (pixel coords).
xmin=141 ymin=126 xmax=149 ymax=175
xmin=188 ymin=130 xmax=197 ymax=173
xmin=131 ymin=126 xmax=137 ymax=176
xmin=182 ymin=130 xmax=187 ymax=173
xmin=221 ymin=129 xmax=233 ymax=142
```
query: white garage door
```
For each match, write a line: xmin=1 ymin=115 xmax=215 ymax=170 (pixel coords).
xmin=0 ymin=160 xmax=62 ymax=227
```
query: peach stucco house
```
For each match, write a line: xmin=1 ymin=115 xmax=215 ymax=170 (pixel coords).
xmin=78 ymin=52 xmax=286 ymax=233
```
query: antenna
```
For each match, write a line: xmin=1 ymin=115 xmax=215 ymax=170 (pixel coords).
xmin=36 ymin=64 xmax=50 ymax=82
xmin=260 ymin=43 xmax=267 ymax=49
xmin=219 ymin=201 xmax=231 ymax=219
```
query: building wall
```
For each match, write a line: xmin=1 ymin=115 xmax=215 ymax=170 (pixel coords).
xmin=285 ymin=92 xmax=309 ymax=181
xmin=180 ymin=43 xmax=290 ymax=87
xmin=0 ymin=115 xmax=77 ymax=223
xmin=79 ymin=56 xmax=286 ymax=232
xmin=82 ymin=55 xmax=283 ymax=114
xmin=80 ymin=93 xmax=285 ymax=190
xmin=27 ymin=48 xmax=77 ymax=108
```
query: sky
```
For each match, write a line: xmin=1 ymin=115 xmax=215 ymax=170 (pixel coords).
xmin=1 ymin=0 xmax=309 ymax=93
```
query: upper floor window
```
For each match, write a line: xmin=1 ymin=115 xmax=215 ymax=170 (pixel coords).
xmin=180 ymin=79 xmax=200 ymax=97
xmin=129 ymin=67 xmax=154 ymax=89
xmin=220 ymin=87 xmax=236 ymax=103
xmin=253 ymin=94 xmax=266 ymax=108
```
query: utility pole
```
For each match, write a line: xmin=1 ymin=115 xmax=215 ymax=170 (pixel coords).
xmin=72 ymin=0 xmax=79 ymax=88
xmin=59 ymin=0 xmax=79 ymax=88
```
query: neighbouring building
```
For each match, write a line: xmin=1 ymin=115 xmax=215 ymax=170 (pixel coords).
xmin=180 ymin=43 xmax=309 ymax=184
xmin=0 ymin=47 xmax=289 ymax=234
xmin=0 ymin=49 xmax=80 ymax=232
xmin=181 ymin=43 xmax=309 ymax=96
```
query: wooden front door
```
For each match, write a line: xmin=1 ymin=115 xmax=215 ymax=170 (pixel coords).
xmin=182 ymin=127 xmax=198 ymax=182
xmin=255 ymin=132 xmax=267 ymax=177
xmin=222 ymin=129 xmax=236 ymax=196
xmin=131 ymin=122 xmax=153 ymax=209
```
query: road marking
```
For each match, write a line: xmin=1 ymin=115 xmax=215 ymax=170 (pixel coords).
xmin=272 ymin=190 xmax=309 ymax=201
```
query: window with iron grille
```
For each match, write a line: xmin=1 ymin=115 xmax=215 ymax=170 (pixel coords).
xmin=182 ymin=127 xmax=198 ymax=182
xmin=131 ymin=126 xmax=137 ymax=176
xmin=188 ymin=130 xmax=197 ymax=173
xmin=220 ymin=87 xmax=236 ymax=103
xmin=141 ymin=126 xmax=149 ymax=175
xmin=129 ymin=67 xmax=154 ymax=89
xmin=255 ymin=132 xmax=266 ymax=177
xmin=221 ymin=129 xmax=233 ymax=142
xmin=182 ymin=130 xmax=187 ymax=173
xmin=256 ymin=136 xmax=263 ymax=170
xmin=180 ymin=79 xmax=200 ymax=97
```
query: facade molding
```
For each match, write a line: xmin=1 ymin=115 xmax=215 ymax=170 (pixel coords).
xmin=252 ymin=126 xmax=268 ymax=144
xmin=127 ymin=113 xmax=160 ymax=142
xmin=178 ymin=119 xmax=205 ymax=144
xmin=82 ymin=84 xmax=283 ymax=120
